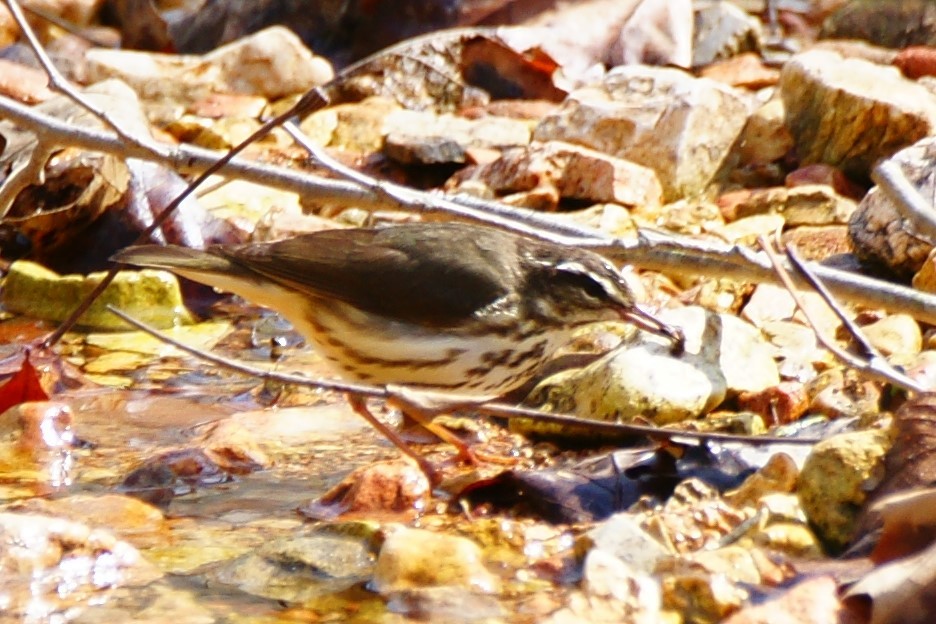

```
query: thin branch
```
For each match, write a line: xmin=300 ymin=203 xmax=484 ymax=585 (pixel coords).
xmin=281 ymin=117 xmax=936 ymax=325
xmin=758 ymin=236 xmax=926 ymax=393
xmin=605 ymin=231 xmax=936 ymax=326
xmin=107 ymin=305 xmax=820 ymax=446
xmin=4 ymin=82 xmax=935 ymax=324
xmin=784 ymin=242 xmax=927 ymax=393
xmin=2 ymin=0 xmax=159 ymax=157
xmin=282 ymin=115 xmax=596 ymax=242
xmin=3 ymin=80 xmax=936 ymax=327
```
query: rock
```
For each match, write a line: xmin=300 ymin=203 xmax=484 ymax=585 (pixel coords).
xmin=667 ymin=307 xmax=780 ymax=395
xmin=0 ymin=57 xmax=55 ymax=103
xmin=534 ymin=66 xmax=751 ymax=200
xmin=586 ymin=513 xmax=670 ymax=574
xmin=741 ymin=283 xmax=843 ymax=339
xmin=659 ymin=557 xmax=750 ymax=622
xmin=2 ymin=260 xmax=195 ymax=330
xmin=736 ymin=382 xmax=809 ymax=426
xmin=371 ymin=527 xmax=498 ymax=594
xmin=165 ymin=114 xmax=263 ymax=150
xmin=807 ymin=368 xmax=882 ymax=421
xmin=385 ymin=586 xmax=505 ymax=621
xmin=582 ymin=549 xmax=661 ymax=610
xmin=700 ymin=53 xmax=779 ymax=90
xmin=661 ymin=544 xmax=785 ymax=586
xmin=531 ymin=338 xmax=724 ymax=425
xmin=760 ymin=320 xmax=824 ymax=381
xmin=821 ymin=0 xmax=936 ymax=49
xmin=722 ymin=576 xmax=843 ymax=624
xmin=383 ymin=110 xmax=532 ymax=165
xmin=85 ymin=26 xmax=333 ymax=106
xmin=850 ymin=137 xmax=936 ymax=277
xmin=901 ymin=350 xmax=936 ymax=391
xmin=300 ymin=96 xmax=401 ymax=153
xmin=446 ymin=140 xmax=663 ymax=210
xmin=785 ymin=164 xmax=865 ymax=199
xmin=735 ymin=97 xmax=793 ymax=165
xmin=7 ymin=494 xmax=165 ymax=538
xmin=0 ymin=401 xmax=75 ymax=451
xmin=743 ymin=493 xmax=823 ymax=559
xmin=781 ymin=225 xmax=852 ymax=262
xmin=529 ymin=306 xmax=779 ymax=425
xmin=861 ymin=314 xmax=923 ymax=356
xmin=213 ymin=530 xmax=376 ymax=602
xmin=0 ymin=401 xmax=78 ymax=487
xmin=692 ymin=0 xmax=763 ymax=68
xmin=780 ymin=50 xmax=936 ymax=178
xmin=195 ymin=418 xmax=272 ymax=472
xmin=725 ymin=454 xmax=799 ymax=509
xmin=913 ymin=246 xmax=936 ymax=293
xmin=0 ymin=512 xmax=162 ymax=617
xmin=617 ymin=0 xmax=692 ymax=68
xmin=302 ymin=460 xmax=430 ymax=520
xmin=797 ymin=429 xmax=892 ymax=550
xmin=714 ymin=214 xmax=786 ymax=245
xmin=728 ymin=185 xmax=857 ymax=227
xmin=642 ymin=198 xmax=724 ymax=235
xmin=895 ymin=46 xmax=936 ymax=80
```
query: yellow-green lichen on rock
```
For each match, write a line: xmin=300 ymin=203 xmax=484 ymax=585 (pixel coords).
xmin=2 ymin=260 xmax=195 ymax=330
xmin=797 ymin=428 xmax=892 ymax=552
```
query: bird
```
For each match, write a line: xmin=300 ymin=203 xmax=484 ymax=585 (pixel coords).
xmin=112 ymin=221 xmax=682 ymax=478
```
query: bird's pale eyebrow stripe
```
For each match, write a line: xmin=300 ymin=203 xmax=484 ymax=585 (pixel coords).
xmin=566 ymin=266 xmax=620 ymax=296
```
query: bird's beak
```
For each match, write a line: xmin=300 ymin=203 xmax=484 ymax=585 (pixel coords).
xmin=620 ymin=306 xmax=685 ymax=355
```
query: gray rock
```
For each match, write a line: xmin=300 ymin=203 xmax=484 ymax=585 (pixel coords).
xmin=383 ymin=110 xmax=532 ymax=165
xmin=849 ymin=136 xmax=936 ymax=277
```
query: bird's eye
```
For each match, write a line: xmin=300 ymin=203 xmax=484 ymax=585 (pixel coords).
xmin=578 ymin=275 xmax=607 ymax=299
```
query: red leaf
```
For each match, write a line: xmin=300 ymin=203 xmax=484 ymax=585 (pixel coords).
xmin=0 ymin=353 xmax=50 ymax=415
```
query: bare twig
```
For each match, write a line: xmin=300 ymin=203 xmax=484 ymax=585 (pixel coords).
xmin=4 ymin=85 xmax=936 ymax=325
xmin=758 ymin=235 xmax=926 ymax=393
xmin=784 ymin=243 xmax=928 ymax=393
xmin=283 ymin=115 xmax=596 ymax=242
xmin=107 ymin=305 xmax=820 ymax=446
xmin=282 ymin=117 xmax=936 ymax=325
xmin=2 ymin=0 xmax=159 ymax=157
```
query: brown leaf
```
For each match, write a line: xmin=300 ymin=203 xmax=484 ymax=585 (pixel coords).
xmin=461 ymin=35 xmax=566 ymax=101
xmin=300 ymin=460 xmax=430 ymax=521
xmin=868 ymin=489 xmax=936 ymax=563
xmin=846 ymin=540 xmax=936 ymax=624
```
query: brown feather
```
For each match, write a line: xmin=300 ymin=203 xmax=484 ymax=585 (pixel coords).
xmin=214 ymin=223 xmax=525 ymax=327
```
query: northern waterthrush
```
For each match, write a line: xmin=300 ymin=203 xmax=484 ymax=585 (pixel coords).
xmin=113 ymin=222 xmax=682 ymax=476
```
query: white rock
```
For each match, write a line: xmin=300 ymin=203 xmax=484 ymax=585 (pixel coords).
xmin=85 ymin=26 xmax=333 ymax=104
xmin=534 ymin=66 xmax=751 ymax=200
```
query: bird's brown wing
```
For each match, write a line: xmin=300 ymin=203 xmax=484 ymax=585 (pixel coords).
xmin=218 ymin=223 xmax=523 ymax=326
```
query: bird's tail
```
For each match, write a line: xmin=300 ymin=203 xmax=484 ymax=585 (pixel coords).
xmin=111 ymin=245 xmax=236 ymax=274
